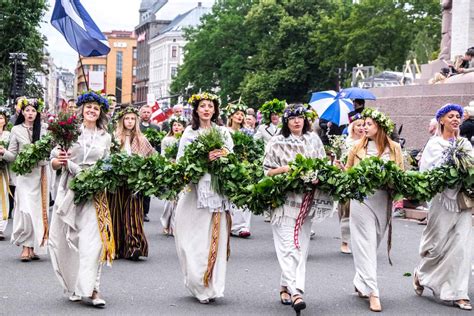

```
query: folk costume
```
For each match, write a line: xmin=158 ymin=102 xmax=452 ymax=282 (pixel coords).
xmin=48 ymin=92 xmax=114 ymax=300
xmin=225 ymin=102 xmax=252 ymax=237
xmin=415 ymin=104 xmax=473 ymax=304
xmin=2 ymin=99 xmax=49 ymax=255
xmin=346 ymin=109 xmax=403 ymax=299
xmin=263 ymin=104 xmax=327 ymax=301
xmin=109 ymin=107 xmax=155 ymax=259
xmin=159 ymin=115 xmax=186 ymax=235
xmin=174 ymin=93 xmax=234 ymax=302
xmin=0 ymin=127 xmax=10 ymax=237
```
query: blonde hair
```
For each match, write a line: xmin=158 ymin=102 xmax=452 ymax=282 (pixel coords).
xmin=348 ymin=118 xmax=364 ymax=140
xmin=115 ymin=112 xmax=146 ymax=149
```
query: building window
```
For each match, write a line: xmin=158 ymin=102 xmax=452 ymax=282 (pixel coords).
xmin=116 ymin=51 xmax=123 ymax=103
xmin=133 ymin=47 xmax=137 ymax=59
xmin=171 ymin=46 xmax=178 ymax=58
xmin=133 ymin=66 xmax=137 ymax=77
xmin=171 ymin=66 xmax=177 ymax=78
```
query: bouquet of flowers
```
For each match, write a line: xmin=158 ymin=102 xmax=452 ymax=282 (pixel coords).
xmin=47 ymin=112 xmax=81 ymax=151
xmin=326 ymin=134 xmax=347 ymax=161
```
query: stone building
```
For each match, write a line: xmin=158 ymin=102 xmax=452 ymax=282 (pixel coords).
xmin=75 ymin=30 xmax=137 ymax=104
xmin=134 ymin=0 xmax=171 ymax=106
xmin=148 ymin=3 xmax=210 ymax=107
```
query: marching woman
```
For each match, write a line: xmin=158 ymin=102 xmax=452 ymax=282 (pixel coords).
xmin=0 ymin=98 xmax=49 ymax=261
xmin=255 ymin=98 xmax=285 ymax=144
xmin=225 ymin=102 xmax=252 ymax=238
xmin=174 ymin=92 xmax=233 ymax=304
xmin=256 ymin=99 xmax=286 ymax=222
xmin=110 ymin=106 xmax=155 ymax=260
xmin=263 ymin=104 xmax=326 ymax=314
xmin=48 ymin=91 xmax=113 ymax=307
xmin=414 ymin=104 xmax=473 ymax=310
xmin=345 ymin=108 xmax=403 ymax=312
xmin=160 ymin=115 xmax=186 ymax=236
xmin=338 ymin=114 xmax=365 ymax=254
xmin=0 ymin=107 xmax=11 ymax=240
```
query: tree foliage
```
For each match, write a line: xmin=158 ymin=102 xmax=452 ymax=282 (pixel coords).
xmin=172 ymin=0 xmax=441 ymax=107
xmin=0 ymin=0 xmax=48 ymax=103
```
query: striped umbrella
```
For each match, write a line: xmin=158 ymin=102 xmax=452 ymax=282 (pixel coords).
xmin=309 ymin=90 xmax=354 ymax=126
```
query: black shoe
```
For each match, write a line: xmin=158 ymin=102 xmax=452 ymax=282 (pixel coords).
xmin=144 ymin=215 xmax=150 ymax=222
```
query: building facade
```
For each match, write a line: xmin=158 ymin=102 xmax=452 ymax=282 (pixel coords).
xmin=135 ymin=0 xmax=171 ymax=105
xmin=148 ymin=3 xmax=210 ymax=107
xmin=36 ymin=50 xmax=74 ymax=113
xmin=75 ymin=30 xmax=137 ymax=104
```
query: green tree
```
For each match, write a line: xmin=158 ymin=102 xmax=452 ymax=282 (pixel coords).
xmin=172 ymin=0 xmax=441 ymax=108
xmin=170 ymin=0 xmax=254 ymax=105
xmin=0 ymin=0 xmax=48 ymax=103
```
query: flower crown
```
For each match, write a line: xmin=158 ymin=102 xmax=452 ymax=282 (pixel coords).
xmin=224 ymin=102 xmax=248 ymax=117
xmin=259 ymin=98 xmax=286 ymax=124
xmin=169 ymin=115 xmax=187 ymax=127
xmin=361 ymin=108 xmax=394 ymax=135
xmin=435 ymin=103 xmax=464 ymax=122
xmin=17 ymin=97 xmax=45 ymax=113
xmin=188 ymin=92 xmax=219 ymax=107
xmin=0 ymin=106 xmax=11 ymax=119
xmin=115 ymin=106 xmax=140 ymax=121
xmin=77 ymin=91 xmax=109 ymax=112
xmin=282 ymin=104 xmax=310 ymax=123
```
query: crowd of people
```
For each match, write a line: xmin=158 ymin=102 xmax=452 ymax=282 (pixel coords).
xmin=0 ymin=91 xmax=472 ymax=314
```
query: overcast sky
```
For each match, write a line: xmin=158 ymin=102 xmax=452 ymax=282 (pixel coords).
xmin=40 ymin=0 xmax=215 ymax=72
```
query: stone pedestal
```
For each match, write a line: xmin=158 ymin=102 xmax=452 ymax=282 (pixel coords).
xmin=368 ymin=83 xmax=474 ymax=149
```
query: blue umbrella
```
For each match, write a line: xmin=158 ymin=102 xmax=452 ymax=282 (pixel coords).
xmin=309 ymin=90 xmax=354 ymax=126
xmin=337 ymin=87 xmax=376 ymax=100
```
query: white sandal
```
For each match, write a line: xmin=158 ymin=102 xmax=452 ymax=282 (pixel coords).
xmin=454 ymin=300 xmax=472 ymax=311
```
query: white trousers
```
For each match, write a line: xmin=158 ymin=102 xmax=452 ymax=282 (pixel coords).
xmin=350 ymin=190 xmax=389 ymax=297
xmin=272 ymin=217 xmax=312 ymax=295
xmin=231 ymin=208 xmax=251 ymax=234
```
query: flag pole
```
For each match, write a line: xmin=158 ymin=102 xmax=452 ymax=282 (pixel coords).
xmin=78 ymin=53 xmax=90 ymax=91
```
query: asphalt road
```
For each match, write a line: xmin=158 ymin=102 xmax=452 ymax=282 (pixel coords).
xmin=0 ymin=198 xmax=472 ymax=315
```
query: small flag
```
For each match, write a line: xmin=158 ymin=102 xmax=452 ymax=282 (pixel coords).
xmin=51 ymin=0 xmax=110 ymax=57
xmin=151 ymin=102 xmax=173 ymax=123
xmin=137 ymin=32 xmax=147 ymax=42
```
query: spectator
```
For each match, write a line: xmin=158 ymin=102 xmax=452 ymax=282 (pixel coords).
xmin=139 ymin=105 xmax=161 ymax=133
xmin=161 ymin=104 xmax=184 ymax=132
xmin=460 ymin=104 xmax=474 ymax=144
xmin=454 ymin=48 xmax=474 ymax=74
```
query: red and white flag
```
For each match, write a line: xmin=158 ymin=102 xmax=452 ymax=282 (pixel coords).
xmin=137 ymin=32 xmax=146 ymax=42
xmin=150 ymin=102 xmax=173 ymax=123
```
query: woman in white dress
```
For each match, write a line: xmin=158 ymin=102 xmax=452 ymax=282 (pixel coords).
xmin=0 ymin=107 xmax=11 ymax=241
xmin=160 ymin=115 xmax=186 ymax=236
xmin=338 ymin=115 xmax=365 ymax=254
xmin=345 ymin=108 xmax=403 ymax=312
xmin=414 ymin=103 xmax=473 ymax=310
xmin=0 ymin=98 xmax=49 ymax=261
xmin=48 ymin=91 xmax=112 ymax=307
xmin=225 ymin=102 xmax=252 ymax=238
xmin=263 ymin=104 xmax=326 ymax=314
xmin=174 ymin=92 xmax=233 ymax=304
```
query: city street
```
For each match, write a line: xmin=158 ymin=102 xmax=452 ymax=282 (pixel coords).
xmin=1 ymin=199 xmax=472 ymax=315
